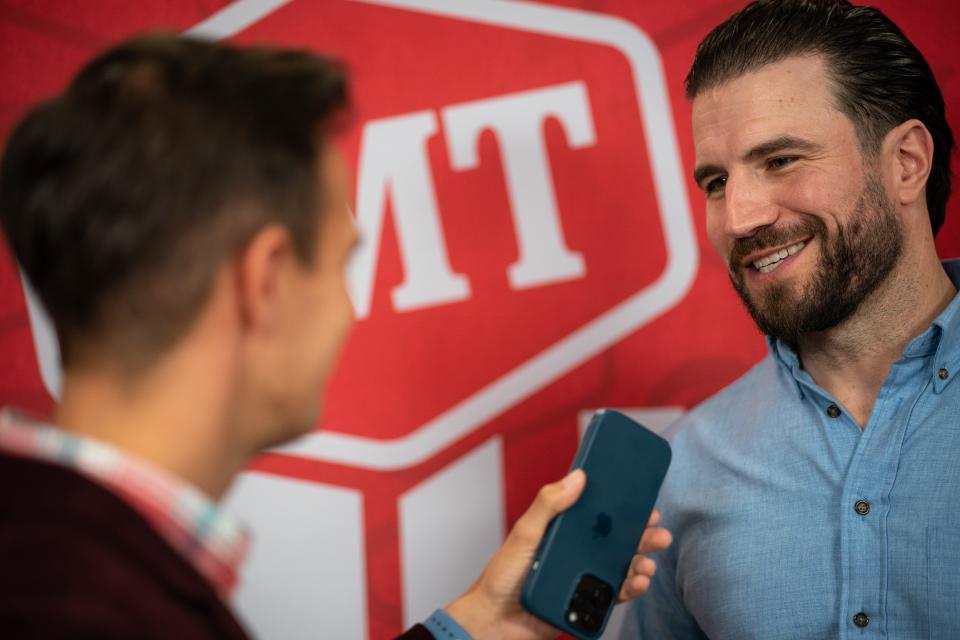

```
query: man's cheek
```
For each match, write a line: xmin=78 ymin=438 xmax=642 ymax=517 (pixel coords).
xmin=705 ymin=221 xmax=731 ymax=266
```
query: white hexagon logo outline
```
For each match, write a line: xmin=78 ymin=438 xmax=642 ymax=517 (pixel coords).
xmin=22 ymin=0 xmax=699 ymax=471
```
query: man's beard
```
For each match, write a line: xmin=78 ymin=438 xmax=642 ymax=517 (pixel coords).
xmin=728 ymin=175 xmax=903 ymax=344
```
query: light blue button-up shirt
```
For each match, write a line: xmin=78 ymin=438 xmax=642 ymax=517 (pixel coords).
xmin=621 ymin=260 xmax=960 ymax=639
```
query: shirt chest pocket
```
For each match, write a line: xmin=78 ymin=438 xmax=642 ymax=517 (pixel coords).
xmin=927 ymin=527 xmax=960 ymax=639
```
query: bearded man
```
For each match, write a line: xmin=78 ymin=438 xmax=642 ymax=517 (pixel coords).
xmin=622 ymin=1 xmax=960 ymax=638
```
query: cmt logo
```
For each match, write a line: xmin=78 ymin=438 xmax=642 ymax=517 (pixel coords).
xmin=19 ymin=1 xmax=699 ymax=639
xmin=349 ymin=80 xmax=593 ymax=318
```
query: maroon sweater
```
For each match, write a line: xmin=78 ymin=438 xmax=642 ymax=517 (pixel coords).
xmin=0 ymin=453 xmax=434 ymax=639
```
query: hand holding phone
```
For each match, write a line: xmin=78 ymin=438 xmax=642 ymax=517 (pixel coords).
xmin=442 ymin=411 xmax=671 ymax=640
xmin=519 ymin=410 xmax=672 ymax=639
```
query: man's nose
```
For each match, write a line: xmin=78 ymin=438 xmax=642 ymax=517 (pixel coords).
xmin=723 ymin=175 xmax=778 ymax=238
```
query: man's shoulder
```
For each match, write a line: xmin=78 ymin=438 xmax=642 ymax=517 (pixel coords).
xmin=0 ymin=452 xmax=176 ymax=589
xmin=663 ymin=352 xmax=793 ymax=460
xmin=0 ymin=455 xmax=160 ymax=630
xmin=0 ymin=451 xmax=149 ymax=533
xmin=0 ymin=453 xmax=249 ymax=638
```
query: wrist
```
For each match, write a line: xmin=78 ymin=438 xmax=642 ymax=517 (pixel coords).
xmin=445 ymin=589 xmax=496 ymax=640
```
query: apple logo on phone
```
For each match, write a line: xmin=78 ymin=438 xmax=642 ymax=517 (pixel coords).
xmin=592 ymin=512 xmax=612 ymax=539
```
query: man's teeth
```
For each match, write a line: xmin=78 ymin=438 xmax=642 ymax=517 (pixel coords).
xmin=753 ymin=241 xmax=805 ymax=273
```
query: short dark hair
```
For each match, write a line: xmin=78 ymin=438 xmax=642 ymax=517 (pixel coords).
xmin=0 ymin=34 xmax=349 ymax=369
xmin=686 ymin=0 xmax=953 ymax=236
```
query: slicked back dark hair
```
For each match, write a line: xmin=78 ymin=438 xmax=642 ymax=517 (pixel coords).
xmin=686 ymin=0 xmax=953 ymax=236
xmin=0 ymin=34 xmax=349 ymax=370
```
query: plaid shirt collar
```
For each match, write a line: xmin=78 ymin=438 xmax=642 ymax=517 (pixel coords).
xmin=0 ymin=407 xmax=250 ymax=598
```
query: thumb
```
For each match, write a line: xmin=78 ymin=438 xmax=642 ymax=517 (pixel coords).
xmin=509 ymin=469 xmax=587 ymax=547
xmin=462 ymin=469 xmax=587 ymax=621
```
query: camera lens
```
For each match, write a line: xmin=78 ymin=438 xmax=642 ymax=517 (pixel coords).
xmin=565 ymin=575 xmax=614 ymax=635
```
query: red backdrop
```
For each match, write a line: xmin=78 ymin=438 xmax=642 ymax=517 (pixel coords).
xmin=2 ymin=1 xmax=959 ymax=638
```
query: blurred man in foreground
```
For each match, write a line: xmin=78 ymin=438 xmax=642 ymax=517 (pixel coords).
xmin=624 ymin=1 xmax=960 ymax=637
xmin=0 ymin=35 xmax=670 ymax=639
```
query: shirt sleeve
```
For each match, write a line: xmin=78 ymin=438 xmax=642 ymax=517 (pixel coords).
xmin=617 ymin=541 xmax=707 ymax=640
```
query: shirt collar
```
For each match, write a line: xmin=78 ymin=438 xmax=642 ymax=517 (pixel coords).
xmin=768 ymin=259 xmax=960 ymax=396
xmin=0 ymin=408 xmax=250 ymax=598
xmin=767 ymin=335 xmax=808 ymax=399
xmin=929 ymin=258 xmax=960 ymax=393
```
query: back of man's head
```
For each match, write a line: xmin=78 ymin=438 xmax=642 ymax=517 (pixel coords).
xmin=0 ymin=34 xmax=349 ymax=372
xmin=686 ymin=0 xmax=953 ymax=236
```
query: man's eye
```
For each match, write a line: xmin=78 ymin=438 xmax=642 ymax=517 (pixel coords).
xmin=768 ymin=156 xmax=798 ymax=170
xmin=704 ymin=175 xmax=727 ymax=196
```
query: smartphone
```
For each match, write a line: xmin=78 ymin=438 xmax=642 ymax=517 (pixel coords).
xmin=520 ymin=409 xmax=672 ymax=639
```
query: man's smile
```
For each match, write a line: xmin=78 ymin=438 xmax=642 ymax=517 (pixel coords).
xmin=749 ymin=240 xmax=807 ymax=273
xmin=734 ymin=237 xmax=812 ymax=277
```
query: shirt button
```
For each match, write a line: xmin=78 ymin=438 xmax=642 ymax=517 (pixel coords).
xmin=855 ymin=500 xmax=870 ymax=516
xmin=853 ymin=612 xmax=869 ymax=628
xmin=939 ymin=367 xmax=949 ymax=380
xmin=826 ymin=404 xmax=841 ymax=418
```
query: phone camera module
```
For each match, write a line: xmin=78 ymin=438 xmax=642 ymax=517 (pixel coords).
xmin=565 ymin=574 xmax=614 ymax=635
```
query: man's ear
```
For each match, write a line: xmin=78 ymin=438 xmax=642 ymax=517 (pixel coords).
xmin=885 ymin=118 xmax=934 ymax=207
xmin=233 ymin=224 xmax=297 ymax=334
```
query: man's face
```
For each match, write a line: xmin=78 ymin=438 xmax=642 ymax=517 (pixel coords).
xmin=691 ymin=55 xmax=903 ymax=343
xmin=265 ymin=143 xmax=358 ymax=443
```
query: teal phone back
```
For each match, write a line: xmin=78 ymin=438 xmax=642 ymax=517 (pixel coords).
xmin=520 ymin=409 xmax=672 ymax=639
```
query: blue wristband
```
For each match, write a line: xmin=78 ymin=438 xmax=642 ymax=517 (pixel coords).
xmin=423 ymin=609 xmax=475 ymax=640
